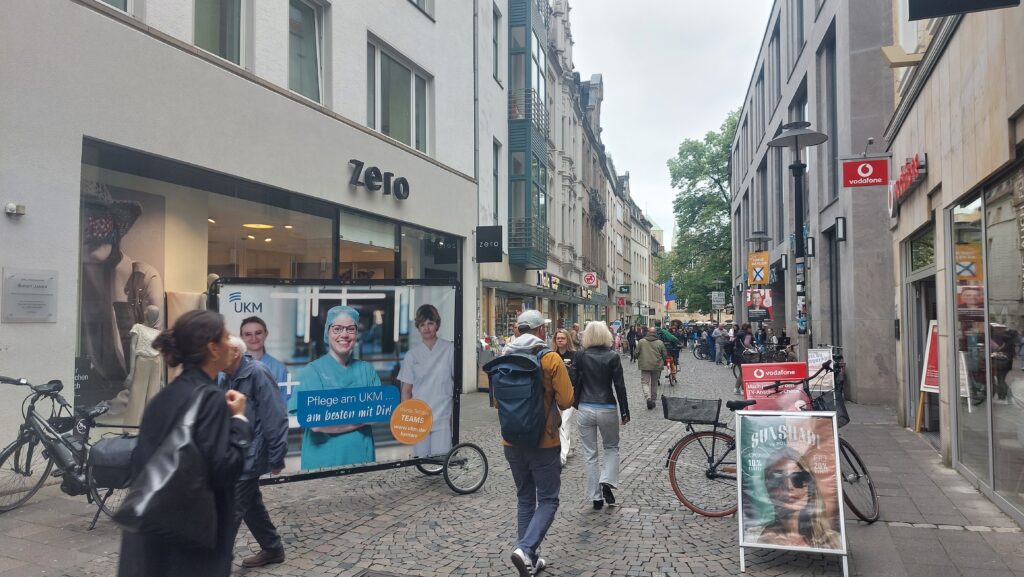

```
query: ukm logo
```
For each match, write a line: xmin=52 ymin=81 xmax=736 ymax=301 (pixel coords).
xmin=228 ymin=292 xmax=263 ymax=313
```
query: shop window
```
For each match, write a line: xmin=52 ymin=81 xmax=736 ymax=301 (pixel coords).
xmin=401 ymin=226 xmax=460 ymax=281
xmin=194 ymin=0 xmax=241 ymax=64
xmin=983 ymin=168 xmax=1024 ymax=507
xmin=909 ymin=228 xmax=934 ymax=272
xmin=288 ymin=0 xmax=322 ymax=103
xmin=952 ymin=195 xmax=988 ymax=480
xmin=339 ymin=210 xmax=396 ymax=281
xmin=367 ymin=43 xmax=430 ymax=153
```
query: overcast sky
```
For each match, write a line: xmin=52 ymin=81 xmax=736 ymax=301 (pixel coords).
xmin=569 ymin=1 xmax=774 ymax=248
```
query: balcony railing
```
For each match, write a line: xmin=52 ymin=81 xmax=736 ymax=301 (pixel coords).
xmin=588 ymin=188 xmax=607 ymax=229
xmin=509 ymin=217 xmax=550 ymax=269
xmin=509 ymin=88 xmax=549 ymax=138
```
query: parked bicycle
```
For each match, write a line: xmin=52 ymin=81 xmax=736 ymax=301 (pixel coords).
xmin=692 ymin=341 xmax=710 ymax=360
xmin=0 ymin=375 xmax=136 ymax=528
xmin=816 ymin=344 xmax=847 ymax=390
xmin=663 ymin=360 xmax=880 ymax=523
xmin=731 ymin=345 xmax=795 ymax=378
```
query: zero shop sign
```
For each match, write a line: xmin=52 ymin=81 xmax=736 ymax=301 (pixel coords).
xmin=842 ymin=158 xmax=889 ymax=188
xmin=349 ymin=159 xmax=410 ymax=200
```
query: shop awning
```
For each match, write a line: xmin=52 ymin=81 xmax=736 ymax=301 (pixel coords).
xmin=482 ymin=280 xmax=611 ymax=306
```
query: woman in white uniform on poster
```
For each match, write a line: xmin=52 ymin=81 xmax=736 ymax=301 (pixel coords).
xmin=399 ymin=304 xmax=454 ymax=458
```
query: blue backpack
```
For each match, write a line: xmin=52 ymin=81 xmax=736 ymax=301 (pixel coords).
xmin=484 ymin=347 xmax=555 ymax=447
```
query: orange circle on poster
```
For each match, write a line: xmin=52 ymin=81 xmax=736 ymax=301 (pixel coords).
xmin=389 ymin=399 xmax=433 ymax=445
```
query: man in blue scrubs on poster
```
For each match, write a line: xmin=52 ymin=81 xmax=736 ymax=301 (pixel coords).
xmin=289 ymin=305 xmax=382 ymax=469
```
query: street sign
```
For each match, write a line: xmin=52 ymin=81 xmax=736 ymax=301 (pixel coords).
xmin=711 ymin=291 xmax=725 ymax=309
xmin=618 ymin=284 xmax=630 ymax=294
xmin=841 ymin=158 xmax=888 ymax=188
xmin=583 ymin=272 xmax=598 ymax=287
xmin=747 ymin=251 xmax=769 ymax=285
xmin=611 ymin=320 xmax=622 ymax=331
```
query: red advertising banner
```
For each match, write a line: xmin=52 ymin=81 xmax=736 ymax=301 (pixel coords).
xmin=741 ymin=362 xmax=811 ymax=411
xmin=842 ymin=158 xmax=889 ymax=188
xmin=919 ymin=320 xmax=939 ymax=393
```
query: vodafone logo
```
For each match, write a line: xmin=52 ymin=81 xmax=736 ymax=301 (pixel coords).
xmin=753 ymin=368 xmax=766 ymax=379
xmin=842 ymin=158 xmax=889 ymax=188
xmin=857 ymin=163 xmax=874 ymax=178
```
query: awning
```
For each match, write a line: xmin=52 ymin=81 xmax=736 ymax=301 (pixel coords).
xmin=482 ymin=280 xmax=611 ymax=306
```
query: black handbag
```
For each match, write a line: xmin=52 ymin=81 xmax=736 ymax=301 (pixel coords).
xmin=113 ymin=391 xmax=218 ymax=550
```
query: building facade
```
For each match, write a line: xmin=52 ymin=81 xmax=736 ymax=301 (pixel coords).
xmin=729 ymin=0 xmax=896 ymax=404
xmin=885 ymin=1 xmax=1024 ymax=524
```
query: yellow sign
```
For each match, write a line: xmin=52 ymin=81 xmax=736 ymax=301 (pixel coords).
xmin=747 ymin=251 xmax=769 ymax=285
xmin=954 ymin=244 xmax=982 ymax=281
xmin=389 ymin=399 xmax=433 ymax=445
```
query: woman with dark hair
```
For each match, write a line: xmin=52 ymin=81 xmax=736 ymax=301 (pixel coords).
xmin=745 ymin=447 xmax=841 ymax=550
xmin=554 ymin=328 xmax=577 ymax=466
xmin=117 ymin=309 xmax=252 ymax=577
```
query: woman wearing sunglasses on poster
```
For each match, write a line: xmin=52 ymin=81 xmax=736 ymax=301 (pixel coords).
xmin=746 ymin=447 xmax=841 ymax=550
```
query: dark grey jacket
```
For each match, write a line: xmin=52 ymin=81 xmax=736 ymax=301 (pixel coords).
xmin=570 ymin=346 xmax=630 ymax=421
xmin=221 ymin=355 xmax=289 ymax=480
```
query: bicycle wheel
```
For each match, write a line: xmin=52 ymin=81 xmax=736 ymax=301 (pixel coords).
xmin=667 ymin=431 xmax=737 ymax=517
xmin=86 ymin=464 xmax=129 ymax=518
xmin=838 ymin=437 xmax=879 ymax=523
xmin=443 ymin=443 xmax=488 ymax=494
xmin=415 ymin=461 xmax=445 ymax=476
xmin=0 ymin=434 xmax=53 ymax=512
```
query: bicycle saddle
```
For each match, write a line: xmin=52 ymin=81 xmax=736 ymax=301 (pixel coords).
xmin=76 ymin=404 xmax=109 ymax=420
xmin=34 ymin=380 xmax=64 ymax=394
xmin=725 ymin=399 xmax=757 ymax=411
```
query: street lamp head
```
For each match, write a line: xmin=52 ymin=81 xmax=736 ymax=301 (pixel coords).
xmin=744 ymin=230 xmax=770 ymax=245
xmin=767 ymin=121 xmax=829 ymax=150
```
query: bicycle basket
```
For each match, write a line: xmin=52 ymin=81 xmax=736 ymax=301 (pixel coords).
xmin=810 ymin=391 xmax=850 ymax=428
xmin=662 ymin=397 xmax=721 ymax=425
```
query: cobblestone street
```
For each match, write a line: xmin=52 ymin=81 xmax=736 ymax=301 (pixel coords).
xmin=2 ymin=349 xmax=1024 ymax=577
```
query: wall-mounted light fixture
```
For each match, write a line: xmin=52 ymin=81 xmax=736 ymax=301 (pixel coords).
xmin=836 ymin=216 xmax=847 ymax=242
xmin=781 ymin=254 xmax=789 ymax=270
xmin=806 ymin=237 xmax=816 ymax=258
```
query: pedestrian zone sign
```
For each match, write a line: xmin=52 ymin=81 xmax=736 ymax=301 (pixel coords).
xmin=747 ymin=251 xmax=769 ymax=285
xmin=583 ymin=272 xmax=598 ymax=287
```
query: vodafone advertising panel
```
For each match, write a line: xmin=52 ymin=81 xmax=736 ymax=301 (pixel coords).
xmin=842 ymin=158 xmax=889 ymax=188
xmin=741 ymin=362 xmax=810 ymax=411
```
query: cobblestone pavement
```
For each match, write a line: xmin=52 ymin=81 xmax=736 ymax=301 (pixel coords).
xmin=2 ymin=347 xmax=1024 ymax=576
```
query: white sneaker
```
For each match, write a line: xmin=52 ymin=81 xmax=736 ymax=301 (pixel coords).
xmin=535 ymin=557 xmax=547 ymax=573
xmin=511 ymin=548 xmax=534 ymax=577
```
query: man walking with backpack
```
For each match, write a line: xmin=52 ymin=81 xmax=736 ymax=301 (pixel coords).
xmin=636 ymin=325 xmax=667 ymax=410
xmin=484 ymin=310 xmax=573 ymax=577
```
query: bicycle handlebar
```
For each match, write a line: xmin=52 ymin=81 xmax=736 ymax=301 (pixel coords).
xmin=0 ymin=375 xmax=29 ymax=386
xmin=764 ymin=360 xmax=833 ymax=393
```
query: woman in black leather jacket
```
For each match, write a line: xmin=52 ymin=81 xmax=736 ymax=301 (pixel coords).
xmin=571 ymin=321 xmax=630 ymax=510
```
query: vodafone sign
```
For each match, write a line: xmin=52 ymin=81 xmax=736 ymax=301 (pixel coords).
xmin=842 ymin=158 xmax=888 ymax=188
xmin=740 ymin=362 xmax=810 ymax=411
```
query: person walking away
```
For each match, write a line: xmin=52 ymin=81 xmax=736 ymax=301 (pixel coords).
xmin=705 ymin=328 xmax=716 ymax=362
xmin=570 ymin=323 xmax=582 ymax=348
xmin=553 ymin=329 xmax=577 ymax=467
xmin=571 ymin=322 xmax=630 ymax=510
xmin=636 ymin=327 xmax=667 ymax=410
xmin=713 ymin=324 xmax=728 ymax=365
xmin=490 ymin=310 xmax=574 ymax=577
xmin=221 ymin=337 xmax=289 ymax=569
xmin=725 ymin=324 xmax=737 ymax=367
xmin=117 ymin=310 xmax=252 ymax=577
xmin=733 ymin=323 xmax=754 ymax=395
xmin=626 ymin=326 xmax=638 ymax=364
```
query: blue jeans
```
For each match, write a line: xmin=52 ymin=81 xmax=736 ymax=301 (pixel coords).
xmin=503 ymin=445 xmax=561 ymax=562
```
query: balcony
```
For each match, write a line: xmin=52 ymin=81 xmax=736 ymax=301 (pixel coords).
xmin=588 ymin=188 xmax=607 ymax=229
xmin=509 ymin=217 xmax=550 ymax=269
xmin=509 ymin=88 xmax=549 ymax=139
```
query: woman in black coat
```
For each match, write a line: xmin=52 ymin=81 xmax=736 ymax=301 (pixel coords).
xmin=118 ymin=310 xmax=252 ymax=577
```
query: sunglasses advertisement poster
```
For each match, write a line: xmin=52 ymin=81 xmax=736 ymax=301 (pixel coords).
xmin=746 ymin=288 xmax=773 ymax=322
xmin=741 ymin=362 xmax=811 ymax=411
xmin=216 ymin=281 xmax=460 ymax=477
xmin=737 ymin=411 xmax=847 ymax=556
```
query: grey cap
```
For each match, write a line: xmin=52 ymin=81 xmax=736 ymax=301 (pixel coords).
xmin=516 ymin=309 xmax=545 ymax=330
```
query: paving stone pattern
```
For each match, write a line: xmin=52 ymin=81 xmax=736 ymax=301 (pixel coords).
xmin=3 ymin=348 xmax=1024 ymax=576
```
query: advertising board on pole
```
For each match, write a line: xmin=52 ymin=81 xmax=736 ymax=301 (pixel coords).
xmin=745 ymin=288 xmax=773 ymax=322
xmin=215 ymin=280 xmax=461 ymax=478
xmin=748 ymin=252 xmax=769 ymax=285
xmin=741 ymin=363 xmax=810 ymax=411
xmin=736 ymin=411 xmax=847 ymax=565
xmin=806 ymin=349 xmax=835 ymax=391
xmin=919 ymin=320 xmax=940 ymax=394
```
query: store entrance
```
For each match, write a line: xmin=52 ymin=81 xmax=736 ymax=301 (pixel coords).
xmin=910 ymin=276 xmax=939 ymax=447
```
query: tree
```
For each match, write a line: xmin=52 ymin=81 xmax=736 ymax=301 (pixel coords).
xmin=659 ymin=110 xmax=739 ymax=313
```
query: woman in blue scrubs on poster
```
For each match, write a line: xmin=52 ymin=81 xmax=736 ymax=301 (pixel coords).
xmin=289 ymin=306 xmax=382 ymax=469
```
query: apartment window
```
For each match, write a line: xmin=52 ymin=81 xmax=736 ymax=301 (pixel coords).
xmin=408 ymin=0 xmax=434 ymax=17
xmin=532 ymin=31 xmax=546 ymax=106
xmin=289 ymin=0 xmax=322 ymax=102
xmin=790 ymin=0 xmax=805 ymax=65
xmin=817 ymin=30 xmax=838 ymax=200
xmin=493 ymin=140 xmax=501 ymax=225
xmin=757 ymin=160 xmax=768 ymax=236
xmin=493 ymin=4 xmax=501 ymax=82
xmin=755 ymin=72 xmax=765 ymax=139
xmin=367 ymin=44 xmax=430 ymax=153
xmin=770 ymin=23 xmax=781 ymax=106
xmin=100 ymin=0 xmax=128 ymax=11
xmin=195 ymin=0 xmax=241 ymax=64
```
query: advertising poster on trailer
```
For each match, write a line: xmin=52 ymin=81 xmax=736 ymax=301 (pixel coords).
xmin=217 ymin=281 xmax=459 ymax=475
xmin=746 ymin=288 xmax=773 ymax=322
xmin=737 ymin=411 xmax=846 ymax=555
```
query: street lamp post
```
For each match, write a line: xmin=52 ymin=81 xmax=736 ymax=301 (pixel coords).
xmin=744 ymin=230 xmax=771 ymax=329
xmin=767 ymin=121 xmax=828 ymax=361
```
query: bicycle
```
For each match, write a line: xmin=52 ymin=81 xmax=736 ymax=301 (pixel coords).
xmin=664 ymin=354 xmax=678 ymax=387
xmin=411 ymin=443 xmax=489 ymax=494
xmin=0 ymin=375 xmax=136 ymax=528
xmin=731 ymin=345 xmax=795 ymax=378
xmin=663 ymin=361 xmax=880 ymax=523
xmin=692 ymin=341 xmax=709 ymax=360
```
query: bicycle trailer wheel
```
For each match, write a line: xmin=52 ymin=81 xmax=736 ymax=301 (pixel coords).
xmin=667 ymin=431 xmax=737 ymax=517
xmin=443 ymin=443 xmax=488 ymax=495
xmin=839 ymin=437 xmax=879 ymax=523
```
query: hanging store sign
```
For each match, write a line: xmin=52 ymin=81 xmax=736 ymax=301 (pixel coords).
xmin=748 ymin=252 xmax=770 ymax=285
xmin=909 ymin=0 xmax=1019 ymax=20
xmin=583 ymin=272 xmax=599 ymax=287
xmin=841 ymin=158 xmax=888 ymax=188
xmin=348 ymin=159 xmax=410 ymax=200
xmin=888 ymin=153 xmax=928 ymax=217
xmin=476 ymin=226 xmax=503 ymax=263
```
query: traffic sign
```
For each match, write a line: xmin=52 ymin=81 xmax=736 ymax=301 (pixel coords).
xmin=711 ymin=291 xmax=725 ymax=309
xmin=617 ymin=296 xmax=626 ymax=306
xmin=583 ymin=272 xmax=598 ymax=287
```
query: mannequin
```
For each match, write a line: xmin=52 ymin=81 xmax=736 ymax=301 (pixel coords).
xmin=121 ymin=305 xmax=166 ymax=427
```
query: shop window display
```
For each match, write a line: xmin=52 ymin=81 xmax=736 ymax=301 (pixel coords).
xmin=339 ymin=210 xmax=397 ymax=280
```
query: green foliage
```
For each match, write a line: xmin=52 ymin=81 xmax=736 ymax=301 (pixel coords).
xmin=660 ymin=110 xmax=739 ymax=312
